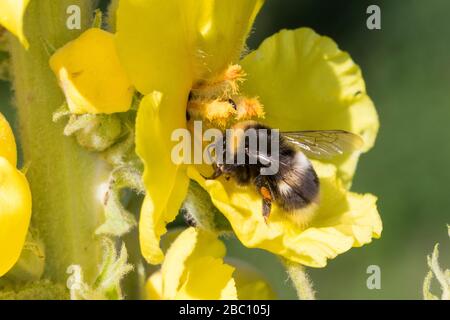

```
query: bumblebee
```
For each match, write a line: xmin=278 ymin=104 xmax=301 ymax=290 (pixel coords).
xmin=205 ymin=120 xmax=364 ymax=222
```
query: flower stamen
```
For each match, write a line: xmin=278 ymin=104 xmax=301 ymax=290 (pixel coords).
xmin=187 ymin=64 xmax=264 ymax=129
xmin=192 ymin=64 xmax=246 ymax=100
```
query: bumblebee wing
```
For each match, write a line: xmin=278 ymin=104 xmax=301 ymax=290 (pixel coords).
xmin=245 ymin=148 xmax=289 ymax=167
xmin=282 ymin=130 xmax=364 ymax=159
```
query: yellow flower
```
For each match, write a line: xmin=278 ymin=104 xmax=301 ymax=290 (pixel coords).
xmin=0 ymin=112 xmax=32 ymax=277
xmin=116 ymin=0 xmax=264 ymax=264
xmin=0 ymin=0 xmax=30 ymax=48
xmin=113 ymin=0 xmax=381 ymax=267
xmin=187 ymin=29 xmax=382 ymax=267
xmin=146 ymin=227 xmax=237 ymax=300
xmin=145 ymin=227 xmax=274 ymax=300
xmin=228 ymin=259 xmax=276 ymax=300
xmin=50 ymin=28 xmax=134 ymax=114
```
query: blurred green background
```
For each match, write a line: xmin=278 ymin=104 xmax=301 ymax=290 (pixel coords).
xmin=1 ymin=0 xmax=449 ymax=299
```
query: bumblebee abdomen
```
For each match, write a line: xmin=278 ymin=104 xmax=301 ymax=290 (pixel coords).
xmin=275 ymin=151 xmax=319 ymax=211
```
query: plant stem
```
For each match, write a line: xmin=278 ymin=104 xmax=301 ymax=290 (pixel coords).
xmin=282 ymin=259 xmax=316 ymax=300
xmin=8 ymin=0 xmax=108 ymax=284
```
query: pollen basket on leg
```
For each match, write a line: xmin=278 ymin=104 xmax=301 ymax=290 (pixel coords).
xmin=186 ymin=64 xmax=265 ymax=129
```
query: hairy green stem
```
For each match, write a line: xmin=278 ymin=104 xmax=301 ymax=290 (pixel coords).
xmin=121 ymin=194 xmax=146 ymax=300
xmin=282 ymin=259 xmax=316 ymax=300
xmin=8 ymin=0 xmax=108 ymax=284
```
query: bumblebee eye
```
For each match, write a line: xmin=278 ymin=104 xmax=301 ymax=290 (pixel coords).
xmin=186 ymin=111 xmax=191 ymax=121
xmin=228 ymin=99 xmax=237 ymax=110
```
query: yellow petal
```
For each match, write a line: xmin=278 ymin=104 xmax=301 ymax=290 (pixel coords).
xmin=235 ymin=277 xmax=275 ymax=300
xmin=176 ymin=256 xmax=236 ymax=300
xmin=138 ymin=172 xmax=188 ymax=265
xmin=117 ymin=1 xmax=264 ymax=264
xmin=188 ymin=161 xmax=381 ymax=268
xmin=0 ymin=112 xmax=17 ymax=166
xmin=147 ymin=262 xmax=237 ymax=300
xmin=147 ymin=262 xmax=274 ymax=300
xmin=230 ymin=260 xmax=276 ymax=300
xmin=220 ymin=277 xmax=238 ymax=300
xmin=115 ymin=0 xmax=264 ymax=94
xmin=146 ymin=228 xmax=278 ymax=300
xmin=119 ymin=0 xmax=195 ymax=266
xmin=0 ymin=157 xmax=32 ymax=276
xmin=161 ymin=227 xmax=227 ymax=299
xmin=147 ymin=264 xmax=238 ymax=300
xmin=136 ymin=92 xmax=190 ymax=265
xmin=116 ymin=0 xmax=193 ymax=95
xmin=191 ymin=0 xmax=264 ymax=79
xmin=49 ymin=28 xmax=134 ymax=114
xmin=146 ymin=270 xmax=163 ymax=300
xmin=241 ymin=28 xmax=379 ymax=184
xmin=0 ymin=0 xmax=30 ymax=48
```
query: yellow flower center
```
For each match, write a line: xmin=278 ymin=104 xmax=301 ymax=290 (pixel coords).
xmin=186 ymin=64 xmax=265 ymax=130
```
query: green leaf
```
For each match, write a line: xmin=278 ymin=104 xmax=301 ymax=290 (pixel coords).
xmin=95 ymin=166 xmax=144 ymax=237
xmin=423 ymin=227 xmax=450 ymax=300
xmin=67 ymin=239 xmax=133 ymax=300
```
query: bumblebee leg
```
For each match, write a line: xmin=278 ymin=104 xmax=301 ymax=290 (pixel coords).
xmin=262 ymin=197 xmax=272 ymax=223
xmin=259 ymin=184 xmax=274 ymax=223
xmin=255 ymin=175 xmax=275 ymax=222
xmin=202 ymin=163 xmax=223 ymax=180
